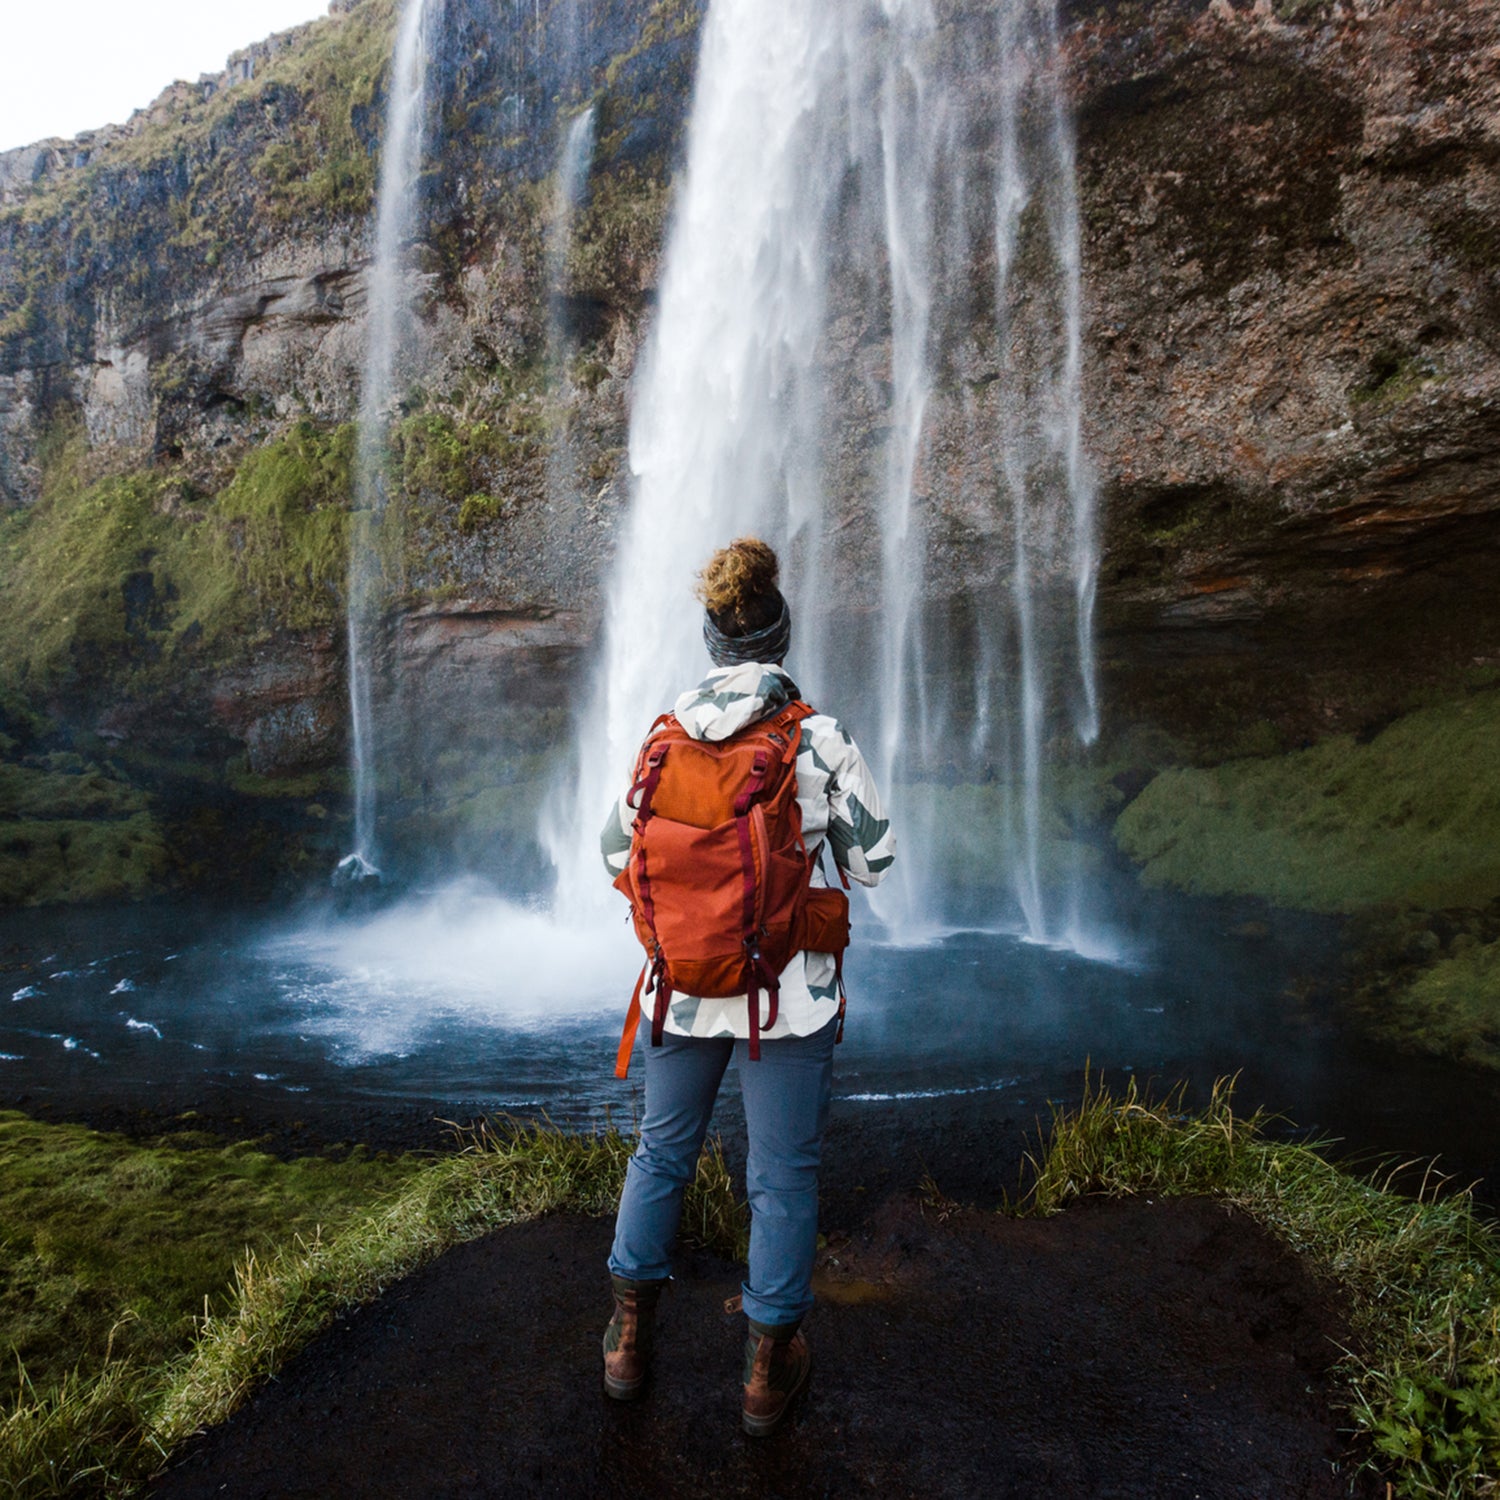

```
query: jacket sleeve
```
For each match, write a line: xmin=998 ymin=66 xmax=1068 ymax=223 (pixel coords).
xmin=600 ymin=786 xmax=634 ymax=878
xmin=822 ymin=725 xmax=896 ymax=888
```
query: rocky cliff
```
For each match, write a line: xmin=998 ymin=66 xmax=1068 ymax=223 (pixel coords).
xmin=0 ymin=0 xmax=1496 ymax=903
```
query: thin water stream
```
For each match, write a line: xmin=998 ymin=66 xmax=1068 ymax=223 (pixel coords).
xmin=343 ymin=0 xmax=442 ymax=879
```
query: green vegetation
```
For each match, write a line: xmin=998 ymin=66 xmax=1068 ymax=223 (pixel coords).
xmin=196 ymin=419 xmax=356 ymax=637
xmin=247 ymin=0 xmax=396 ymax=223
xmin=0 ymin=812 xmax=166 ymax=907
xmin=0 ymin=417 xmax=360 ymax=902
xmin=1115 ymin=689 xmax=1500 ymax=914
xmin=394 ymin=372 xmax=554 ymax=538
xmin=6 ymin=1088 xmax=1498 ymax=1497
xmin=0 ymin=1 xmax=403 ymax=376
xmin=396 ymin=409 xmax=519 ymax=522
xmin=1364 ymin=938 xmax=1500 ymax=1073
xmin=0 ymin=1112 xmax=418 ymax=1395
xmin=0 ymin=1116 xmax=742 ymax=1498
xmin=566 ymin=165 xmax=671 ymax=309
xmin=0 ymin=418 xmax=356 ymax=699
xmin=1023 ymin=1076 xmax=1500 ymax=1499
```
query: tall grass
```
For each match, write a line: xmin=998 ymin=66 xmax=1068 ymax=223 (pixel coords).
xmin=1 ymin=1121 xmax=744 ymax=1499
xmin=1023 ymin=1074 xmax=1500 ymax=1499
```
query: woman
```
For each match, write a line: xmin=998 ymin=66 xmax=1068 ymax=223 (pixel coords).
xmin=599 ymin=536 xmax=894 ymax=1435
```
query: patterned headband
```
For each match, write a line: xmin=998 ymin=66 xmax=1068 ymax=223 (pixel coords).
xmin=702 ymin=593 xmax=792 ymax=667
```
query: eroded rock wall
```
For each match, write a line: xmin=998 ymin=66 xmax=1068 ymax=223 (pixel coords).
xmin=1073 ymin=0 xmax=1500 ymax=749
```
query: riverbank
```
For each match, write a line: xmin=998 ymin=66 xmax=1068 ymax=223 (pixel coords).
xmin=5 ymin=1085 xmax=1499 ymax=1497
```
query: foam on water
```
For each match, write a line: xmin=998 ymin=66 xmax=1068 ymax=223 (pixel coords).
xmin=264 ymin=881 xmax=636 ymax=1063
xmin=838 ymin=1078 xmax=1020 ymax=1103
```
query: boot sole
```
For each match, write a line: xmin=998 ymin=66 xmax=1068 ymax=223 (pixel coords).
xmin=741 ymin=1354 xmax=812 ymax=1437
xmin=603 ymin=1370 xmax=647 ymax=1402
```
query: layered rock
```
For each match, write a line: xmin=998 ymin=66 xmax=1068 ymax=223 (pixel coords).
xmin=1073 ymin=0 xmax=1500 ymax=748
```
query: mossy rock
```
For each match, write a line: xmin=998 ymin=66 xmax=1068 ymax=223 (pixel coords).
xmin=1115 ymin=689 xmax=1500 ymax=913
xmin=0 ymin=418 xmax=355 ymax=700
xmin=0 ymin=813 xmax=166 ymax=906
xmin=1366 ymin=939 xmax=1500 ymax=1073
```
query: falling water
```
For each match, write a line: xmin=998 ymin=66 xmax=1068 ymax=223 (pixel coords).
xmin=987 ymin=0 xmax=1100 ymax=940
xmin=340 ymin=0 xmax=443 ymax=882
xmin=542 ymin=2 xmax=852 ymax=913
xmin=547 ymin=0 xmax=1099 ymax=944
xmin=541 ymin=106 xmax=597 ymax=545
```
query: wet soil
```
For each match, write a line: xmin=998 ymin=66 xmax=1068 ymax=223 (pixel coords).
xmin=150 ymin=1193 xmax=1383 ymax=1500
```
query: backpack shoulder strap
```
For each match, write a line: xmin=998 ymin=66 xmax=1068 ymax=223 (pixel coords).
xmin=627 ymin=712 xmax=682 ymax=817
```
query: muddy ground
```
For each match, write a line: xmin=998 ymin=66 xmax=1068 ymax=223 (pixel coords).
xmin=149 ymin=1187 xmax=1384 ymax=1499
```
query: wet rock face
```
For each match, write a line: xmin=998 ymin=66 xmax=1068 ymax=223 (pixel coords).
xmin=209 ymin=633 xmax=346 ymax=776
xmin=1069 ymin=0 xmax=1500 ymax=744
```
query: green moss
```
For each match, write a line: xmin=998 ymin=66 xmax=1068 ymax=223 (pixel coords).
xmin=227 ymin=765 xmax=348 ymax=801
xmin=566 ymin=165 xmax=670 ymax=308
xmin=456 ymin=493 xmax=508 ymax=532
xmin=397 ymin=411 xmax=507 ymax=502
xmin=0 ymin=1111 xmax=418 ymax=1398
xmin=190 ymin=420 xmax=355 ymax=639
xmin=0 ymin=762 xmax=145 ymax=821
xmin=1368 ymin=940 xmax=1500 ymax=1072
xmin=0 ymin=420 xmax=355 ymax=700
xmin=1115 ymin=689 xmax=1500 ymax=912
xmin=0 ymin=467 xmax=181 ymax=694
xmin=0 ymin=815 xmax=166 ymax=906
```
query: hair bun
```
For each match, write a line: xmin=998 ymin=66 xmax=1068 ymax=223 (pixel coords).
xmin=696 ymin=537 xmax=780 ymax=632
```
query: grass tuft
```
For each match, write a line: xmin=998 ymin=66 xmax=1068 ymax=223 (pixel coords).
xmin=1022 ymin=1073 xmax=1500 ymax=1499
xmin=0 ymin=1117 xmax=743 ymax=1498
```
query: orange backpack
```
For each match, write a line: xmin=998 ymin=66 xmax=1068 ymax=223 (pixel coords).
xmin=611 ymin=698 xmax=850 ymax=1077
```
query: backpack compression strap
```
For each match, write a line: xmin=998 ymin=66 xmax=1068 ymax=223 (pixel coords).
xmin=739 ymin=708 xmax=809 ymax=1061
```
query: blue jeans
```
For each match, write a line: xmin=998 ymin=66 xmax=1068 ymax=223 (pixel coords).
xmin=608 ymin=1017 xmax=838 ymax=1328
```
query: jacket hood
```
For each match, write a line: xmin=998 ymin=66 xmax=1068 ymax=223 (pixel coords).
xmin=673 ymin=662 xmax=800 ymax=742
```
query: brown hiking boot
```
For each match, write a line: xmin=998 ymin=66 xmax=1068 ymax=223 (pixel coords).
xmin=602 ymin=1275 xmax=664 ymax=1401
xmin=741 ymin=1320 xmax=811 ymax=1437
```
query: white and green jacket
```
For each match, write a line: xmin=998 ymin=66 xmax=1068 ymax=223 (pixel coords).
xmin=601 ymin=661 xmax=895 ymax=1040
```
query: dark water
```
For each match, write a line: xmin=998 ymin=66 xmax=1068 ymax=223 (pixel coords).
xmin=3 ymin=880 xmax=1498 ymax=1203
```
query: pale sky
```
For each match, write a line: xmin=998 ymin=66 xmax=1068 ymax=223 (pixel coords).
xmin=0 ymin=2 xmax=333 ymax=154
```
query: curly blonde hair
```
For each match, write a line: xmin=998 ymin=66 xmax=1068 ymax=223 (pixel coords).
xmin=695 ymin=537 xmax=781 ymax=634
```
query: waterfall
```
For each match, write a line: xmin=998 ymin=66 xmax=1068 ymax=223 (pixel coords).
xmin=340 ymin=0 xmax=442 ymax=883
xmin=542 ymin=106 xmax=597 ymax=551
xmin=542 ymin=2 xmax=852 ymax=914
xmin=988 ymin=0 xmax=1100 ymax=940
xmin=546 ymin=0 xmax=1099 ymax=944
